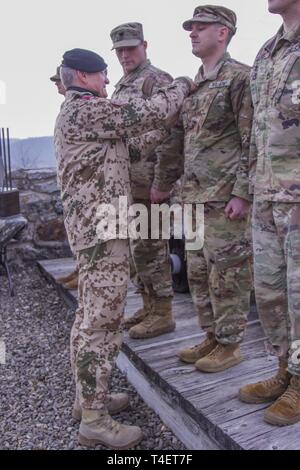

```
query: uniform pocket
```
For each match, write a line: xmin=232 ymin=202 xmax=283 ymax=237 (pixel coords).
xmin=250 ymin=64 xmax=260 ymax=106
xmin=130 ymin=161 xmax=154 ymax=199
xmin=214 ymin=245 xmax=251 ymax=271
xmin=213 ymin=245 xmax=252 ymax=298
xmin=273 ymin=53 xmax=300 ymax=111
xmin=201 ymin=87 xmax=232 ymax=129
xmin=79 ymin=240 xmax=129 ymax=286
xmin=289 ymin=230 xmax=300 ymax=262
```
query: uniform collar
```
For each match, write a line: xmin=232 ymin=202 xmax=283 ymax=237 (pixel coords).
xmin=66 ymin=86 xmax=99 ymax=97
xmin=267 ymin=24 xmax=300 ymax=55
xmin=194 ymin=52 xmax=231 ymax=85
xmin=115 ymin=59 xmax=151 ymax=88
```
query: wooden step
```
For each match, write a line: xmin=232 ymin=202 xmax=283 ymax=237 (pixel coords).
xmin=37 ymin=258 xmax=300 ymax=450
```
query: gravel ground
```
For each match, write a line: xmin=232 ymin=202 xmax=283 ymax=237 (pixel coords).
xmin=0 ymin=263 xmax=185 ymax=450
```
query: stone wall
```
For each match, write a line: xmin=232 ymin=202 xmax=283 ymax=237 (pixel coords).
xmin=9 ymin=168 xmax=71 ymax=262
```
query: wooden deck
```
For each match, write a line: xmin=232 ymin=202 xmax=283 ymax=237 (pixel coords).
xmin=37 ymin=258 xmax=300 ymax=450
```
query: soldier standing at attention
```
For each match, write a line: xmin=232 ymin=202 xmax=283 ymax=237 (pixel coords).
xmin=111 ymin=23 xmax=182 ymax=339
xmin=160 ymin=5 xmax=253 ymax=373
xmin=239 ymin=0 xmax=300 ymax=426
xmin=55 ymin=47 xmax=193 ymax=448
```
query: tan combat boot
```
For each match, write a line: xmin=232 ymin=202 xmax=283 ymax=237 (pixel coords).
xmin=178 ymin=332 xmax=217 ymax=364
xmin=123 ymin=292 xmax=152 ymax=330
xmin=239 ymin=359 xmax=291 ymax=404
xmin=264 ymin=375 xmax=300 ymax=426
xmin=79 ymin=409 xmax=143 ymax=449
xmin=128 ymin=297 xmax=176 ymax=339
xmin=73 ymin=392 xmax=130 ymax=421
xmin=63 ymin=275 xmax=79 ymax=290
xmin=57 ymin=268 xmax=78 ymax=284
xmin=195 ymin=343 xmax=242 ymax=373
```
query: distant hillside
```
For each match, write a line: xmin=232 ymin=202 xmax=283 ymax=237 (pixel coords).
xmin=10 ymin=136 xmax=56 ymax=169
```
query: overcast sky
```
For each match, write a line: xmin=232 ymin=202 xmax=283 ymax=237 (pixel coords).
xmin=0 ymin=0 xmax=281 ymax=139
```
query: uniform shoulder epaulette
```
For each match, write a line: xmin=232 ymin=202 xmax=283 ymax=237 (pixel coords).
xmin=228 ymin=57 xmax=251 ymax=72
xmin=146 ymin=64 xmax=173 ymax=82
xmin=142 ymin=75 xmax=158 ymax=97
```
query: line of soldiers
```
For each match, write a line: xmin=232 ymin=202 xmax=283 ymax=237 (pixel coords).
xmin=52 ymin=0 xmax=300 ymax=449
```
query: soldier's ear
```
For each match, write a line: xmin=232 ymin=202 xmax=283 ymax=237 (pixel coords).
xmin=143 ymin=41 xmax=148 ymax=51
xmin=76 ymin=70 xmax=87 ymax=84
xmin=217 ymin=25 xmax=228 ymax=44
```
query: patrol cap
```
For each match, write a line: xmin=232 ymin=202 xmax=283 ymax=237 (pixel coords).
xmin=183 ymin=5 xmax=237 ymax=35
xmin=50 ymin=66 xmax=61 ymax=82
xmin=61 ymin=48 xmax=107 ymax=73
xmin=110 ymin=22 xmax=144 ymax=50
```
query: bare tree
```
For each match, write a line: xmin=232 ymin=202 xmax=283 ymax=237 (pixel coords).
xmin=14 ymin=140 xmax=39 ymax=169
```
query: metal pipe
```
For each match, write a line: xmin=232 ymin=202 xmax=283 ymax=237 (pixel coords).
xmin=170 ymin=253 xmax=182 ymax=275
xmin=1 ymin=128 xmax=8 ymax=191
xmin=0 ymin=130 xmax=4 ymax=191
xmin=6 ymin=128 xmax=12 ymax=190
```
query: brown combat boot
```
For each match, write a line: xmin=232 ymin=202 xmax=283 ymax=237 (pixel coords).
xmin=73 ymin=392 xmax=130 ymax=421
xmin=79 ymin=409 xmax=143 ymax=449
xmin=239 ymin=359 xmax=291 ymax=404
xmin=178 ymin=332 xmax=217 ymax=364
xmin=128 ymin=297 xmax=176 ymax=339
xmin=264 ymin=375 xmax=300 ymax=426
xmin=57 ymin=268 xmax=78 ymax=284
xmin=195 ymin=343 xmax=242 ymax=373
xmin=123 ymin=292 xmax=152 ymax=330
xmin=63 ymin=276 xmax=79 ymax=290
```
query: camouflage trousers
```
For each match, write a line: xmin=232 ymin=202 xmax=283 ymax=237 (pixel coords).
xmin=253 ymin=200 xmax=300 ymax=376
xmin=130 ymin=199 xmax=173 ymax=299
xmin=70 ymin=239 xmax=129 ymax=410
xmin=186 ymin=202 xmax=252 ymax=344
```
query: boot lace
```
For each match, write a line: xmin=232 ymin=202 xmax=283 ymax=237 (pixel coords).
xmin=206 ymin=343 xmax=223 ymax=359
xmin=192 ymin=337 xmax=212 ymax=351
xmin=276 ymin=383 xmax=300 ymax=408
xmin=139 ymin=315 xmax=158 ymax=328
xmin=256 ymin=370 xmax=288 ymax=389
xmin=102 ymin=414 xmax=122 ymax=434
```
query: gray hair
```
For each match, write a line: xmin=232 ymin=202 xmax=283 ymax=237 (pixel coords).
xmin=60 ymin=66 xmax=76 ymax=88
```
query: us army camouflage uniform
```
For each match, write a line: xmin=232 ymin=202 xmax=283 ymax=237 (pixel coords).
xmin=54 ymin=80 xmax=191 ymax=409
xmin=112 ymin=60 xmax=183 ymax=299
xmin=250 ymin=25 xmax=300 ymax=376
xmin=162 ymin=53 xmax=253 ymax=344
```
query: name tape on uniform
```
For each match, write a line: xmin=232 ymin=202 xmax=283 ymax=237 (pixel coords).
xmin=209 ymin=79 xmax=231 ymax=89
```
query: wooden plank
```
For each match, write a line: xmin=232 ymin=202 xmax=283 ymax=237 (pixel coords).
xmin=37 ymin=259 xmax=78 ymax=309
xmin=116 ymin=351 xmax=221 ymax=450
xmin=122 ymin=341 xmax=282 ymax=450
xmin=121 ymin=332 xmax=280 ymax=451
xmin=128 ymin=320 xmax=263 ymax=355
xmin=220 ymin=406 xmax=300 ymax=450
xmin=38 ymin=258 xmax=76 ymax=277
xmin=123 ymin=339 xmax=273 ymax=403
xmin=38 ymin=257 xmax=299 ymax=451
xmin=121 ymin=340 xmax=243 ymax=450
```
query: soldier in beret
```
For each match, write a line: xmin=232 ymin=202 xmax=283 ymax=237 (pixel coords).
xmin=54 ymin=47 xmax=194 ymax=449
xmin=110 ymin=22 xmax=182 ymax=340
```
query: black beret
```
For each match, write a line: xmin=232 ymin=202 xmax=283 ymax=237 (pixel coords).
xmin=61 ymin=48 xmax=107 ymax=73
